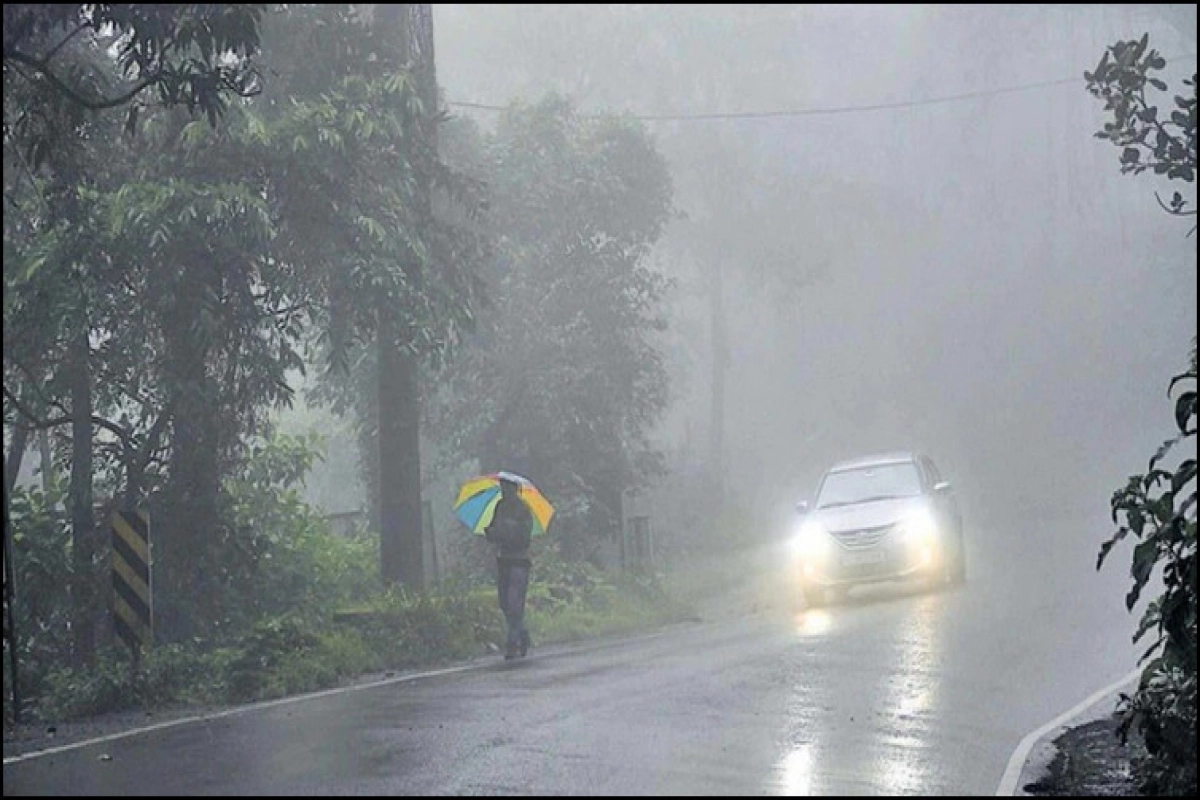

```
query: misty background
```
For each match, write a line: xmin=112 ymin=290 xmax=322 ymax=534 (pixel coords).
xmin=361 ymin=4 xmax=1196 ymax=549
xmin=2 ymin=7 xmax=1195 ymax=786
xmin=7 ymin=6 xmax=1193 ymax=576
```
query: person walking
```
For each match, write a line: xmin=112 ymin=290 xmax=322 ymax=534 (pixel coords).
xmin=485 ymin=477 xmax=534 ymax=659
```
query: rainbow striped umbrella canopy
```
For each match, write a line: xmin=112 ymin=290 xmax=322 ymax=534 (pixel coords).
xmin=454 ymin=471 xmax=554 ymax=536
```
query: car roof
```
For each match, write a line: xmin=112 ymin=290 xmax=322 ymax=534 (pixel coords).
xmin=828 ymin=451 xmax=918 ymax=473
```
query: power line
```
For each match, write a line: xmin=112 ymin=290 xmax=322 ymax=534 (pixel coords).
xmin=446 ymin=53 xmax=1196 ymax=122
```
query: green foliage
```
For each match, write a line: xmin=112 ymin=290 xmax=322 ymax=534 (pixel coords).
xmin=1117 ymin=665 xmax=1196 ymax=796
xmin=1089 ymin=36 xmax=1197 ymax=793
xmin=26 ymin=623 xmax=377 ymax=719
xmin=427 ymin=98 xmax=675 ymax=554
xmin=3 ymin=480 xmax=77 ymax=708
xmin=36 ymin=652 xmax=129 ymax=721
xmin=7 ymin=533 xmax=686 ymax=724
xmin=224 ymin=615 xmax=319 ymax=702
xmin=243 ymin=4 xmax=488 ymax=370
xmin=6 ymin=2 xmax=489 ymax=639
xmin=255 ymin=5 xmax=490 ymax=538
xmin=1086 ymin=35 xmax=1197 ymax=232
xmin=525 ymin=552 xmax=688 ymax=643
xmin=136 ymin=643 xmax=238 ymax=707
xmin=216 ymin=430 xmax=378 ymax=632
xmin=354 ymin=587 xmax=502 ymax=669
xmin=1098 ymin=354 xmax=1197 ymax=794
xmin=1 ymin=429 xmax=378 ymax=723
xmin=4 ymin=4 xmax=266 ymax=171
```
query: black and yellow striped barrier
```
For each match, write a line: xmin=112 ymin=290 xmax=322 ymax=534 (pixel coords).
xmin=111 ymin=510 xmax=152 ymax=652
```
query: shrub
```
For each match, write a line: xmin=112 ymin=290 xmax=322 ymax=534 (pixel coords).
xmin=1099 ymin=348 xmax=1196 ymax=795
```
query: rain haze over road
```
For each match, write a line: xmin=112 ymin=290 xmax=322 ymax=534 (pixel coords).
xmin=433 ymin=4 xmax=1196 ymax=533
xmin=4 ymin=4 xmax=1196 ymax=796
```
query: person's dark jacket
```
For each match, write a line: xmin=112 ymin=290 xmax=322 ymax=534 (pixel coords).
xmin=485 ymin=494 xmax=533 ymax=565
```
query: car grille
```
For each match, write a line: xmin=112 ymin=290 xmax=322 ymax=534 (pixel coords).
xmin=830 ymin=523 xmax=894 ymax=550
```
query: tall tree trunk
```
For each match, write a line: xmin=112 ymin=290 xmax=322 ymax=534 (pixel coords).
xmin=4 ymin=415 xmax=30 ymax=695
xmin=68 ymin=325 xmax=96 ymax=665
xmin=3 ymin=481 xmax=20 ymax=723
xmin=374 ymin=3 xmax=437 ymax=589
xmin=378 ymin=332 xmax=424 ymax=588
xmin=4 ymin=417 xmax=29 ymax=500
xmin=38 ymin=429 xmax=54 ymax=493
xmin=159 ymin=288 xmax=220 ymax=640
xmin=355 ymin=379 xmax=382 ymax=536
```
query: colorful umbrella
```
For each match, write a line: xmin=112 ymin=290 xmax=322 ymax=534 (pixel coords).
xmin=454 ymin=471 xmax=554 ymax=536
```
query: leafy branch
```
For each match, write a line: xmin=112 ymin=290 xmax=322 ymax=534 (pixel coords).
xmin=1086 ymin=35 xmax=1197 ymax=235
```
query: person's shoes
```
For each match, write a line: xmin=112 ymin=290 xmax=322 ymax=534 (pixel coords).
xmin=519 ymin=630 xmax=531 ymax=657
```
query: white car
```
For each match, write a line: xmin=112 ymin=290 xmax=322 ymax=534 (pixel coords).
xmin=791 ymin=452 xmax=966 ymax=607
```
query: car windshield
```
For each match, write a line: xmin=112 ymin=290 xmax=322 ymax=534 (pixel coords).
xmin=816 ymin=462 xmax=923 ymax=508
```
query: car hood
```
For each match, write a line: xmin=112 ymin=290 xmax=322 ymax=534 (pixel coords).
xmin=811 ymin=496 xmax=927 ymax=532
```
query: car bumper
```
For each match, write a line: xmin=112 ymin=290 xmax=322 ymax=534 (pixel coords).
xmin=800 ymin=541 xmax=946 ymax=587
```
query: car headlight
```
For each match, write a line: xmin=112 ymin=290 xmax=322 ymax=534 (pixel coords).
xmin=899 ymin=508 xmax=938 ymax=544
xmin=793 ymin=519 xmax=830 ymax=559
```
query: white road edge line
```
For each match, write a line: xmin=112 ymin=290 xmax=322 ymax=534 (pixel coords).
xmin=3 ymin=623 xmax=683 ymax=767
xmin=994 ymin=666 xmax=1141 ymax=796
xmin=1 ymin=662 xmax=479 ymax=766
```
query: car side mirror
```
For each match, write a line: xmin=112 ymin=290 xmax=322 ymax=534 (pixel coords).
xmin=933 ymin=481 xmax=952 ymax=493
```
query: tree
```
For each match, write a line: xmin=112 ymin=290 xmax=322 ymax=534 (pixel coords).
xmin=434 ymin=5 xmax=844 ymax=520
xmin=1089 ymin=36 xmax=1197 ymax=796
xmin=3 ymin=4 xmax=265 ymax=169
xmin=427 ymin=98 xmax=674 ymax=558
xmin=5 ymin=99 xmax=293 ymax=642
xmin=3 ymin=3 xmax=488 ymax=650
xmin=371 ymin=4 xmax=438 ymax=591
xmin=1085 ymin=34 xmax=1197 ymax=234
xmin=4 ymin=4 xmax=269 ymax=653
xmin=251 ymin=4 xmax=486 ymax=589
xmin=3 ymin=95 xmax=133 ymax=663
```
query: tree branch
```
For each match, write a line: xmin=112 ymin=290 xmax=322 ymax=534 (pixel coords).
xmin=90 ymin=414 xmax=133 ymax=445
xmin=3 ymin=383 xmax=67 ymax=429
xmin=6 ymin=357 xmax=69 ymax=415
xmin=4 ymin=48 xmax=155 ymax=111
xmin=3 ymin=383 xmax=133 ymax=445
xmin=1154 ymin=191 xmax=1197 ymax=218
xmin=138 ymin=397 xmax=177 ymax=471
xmin=42 ymin=22 xmax=88 ymax=64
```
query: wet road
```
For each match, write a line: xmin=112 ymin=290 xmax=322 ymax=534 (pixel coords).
xmin=4 ymin=508 xmax=1140 ymax=795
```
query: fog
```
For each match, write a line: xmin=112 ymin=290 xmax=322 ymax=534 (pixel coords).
xmin=4 ymin=7 xmax=1196 ymax=791
xmin=434 ymin=4 xmax=1197 ymax=542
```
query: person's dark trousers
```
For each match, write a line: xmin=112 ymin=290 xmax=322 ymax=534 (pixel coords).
xmin=497 ymin=560 xmax=530 ymax=654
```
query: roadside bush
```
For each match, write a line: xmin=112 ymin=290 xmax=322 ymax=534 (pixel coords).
xmin=139 ymin=643 xmax=236 ymax=706
xmin=218 ymin=431 xmax=378 ymax=633
xmin=221 ymin=615 xmax=381 ymax=703
xmin=36 ymin=653 xmax=128 ymax=722
xmin=354 ymin=587 xmax=502 ymax=669
xmin=3 ymin=479 xmax=77 ymax=721
xmin=3 ymin=431 xmax=381 ymax=723
xmin=1121 ymin=666 xmax=1196 ymax=795
xmin=1099 ymin=347 xmax=1197 ymax=795
xmin=224 ymin=616 xmax=321 ymax=702
xmin=31 ymin=642 xmax=221 ymax=720
xmin=6 ymin=436 xmax=690 ymax=725
xmin=524 ymin=547 xmax=688 ymax=642
xmin=1086 ymin=38 xmax=1196 ymax=795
